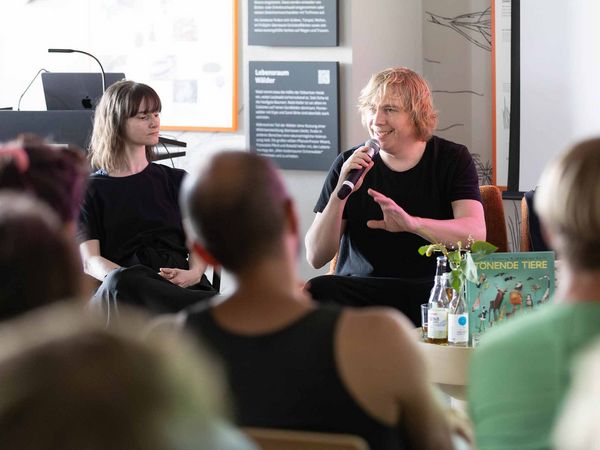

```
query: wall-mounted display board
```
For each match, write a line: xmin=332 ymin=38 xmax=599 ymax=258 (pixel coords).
xmin=248 ymin=0 xmax=338 ymax=46
xmin=0 ymin=0 xmax=237 ymax=132
xmin=249 ymin=61 xmax=339 ymax=170
xmin=492 ymin=0 xmax=512 ymax=189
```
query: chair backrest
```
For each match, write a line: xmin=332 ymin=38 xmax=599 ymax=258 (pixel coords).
xmin=520 ymin=196 xmax=532 ymax=251
xmin=520 ymin=189 xmax=552 ymax=252
xmin=243 ymin=427 xmax=370 ymax=450
xmin=479 ymin=185 xmax=508 ymax=252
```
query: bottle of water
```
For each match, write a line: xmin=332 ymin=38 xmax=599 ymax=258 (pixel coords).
xmin=427 ymin=256 xmax=449 ymax=344
xmin=448 ymin=288 xmax=469 ymax=346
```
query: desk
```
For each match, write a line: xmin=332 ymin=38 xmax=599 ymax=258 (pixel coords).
xmin=416 ymin=329 xmax=474 ymax=410
xmin=0 ymin=110 xmax=186 ymax=160
xmin=0 ymin=110 xmax=94 ymax=148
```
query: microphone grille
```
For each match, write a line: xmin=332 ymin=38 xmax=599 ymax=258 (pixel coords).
xmin=365 ymin=139 xmax=380 ymax=154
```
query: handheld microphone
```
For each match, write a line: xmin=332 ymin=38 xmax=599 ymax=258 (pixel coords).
xmin=48 ymin=48 xmax=107 ymax=93
xmin=337 ymin=139 xmax=380 ymax=200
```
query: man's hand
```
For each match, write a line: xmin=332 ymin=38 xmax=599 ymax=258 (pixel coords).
xmin=336 ymin=145 xmax=375 ymax=197
xmin=366 ymin=188 xmax=418 ymax=233
xmin=158 ymin=267 xmax=202 ymax=288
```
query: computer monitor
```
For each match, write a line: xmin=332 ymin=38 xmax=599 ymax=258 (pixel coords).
xmin=41 ymin=72 xmax=126 ymax=110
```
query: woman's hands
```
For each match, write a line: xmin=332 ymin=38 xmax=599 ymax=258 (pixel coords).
xmin=158 ymin=267 xmax=202 ymax=288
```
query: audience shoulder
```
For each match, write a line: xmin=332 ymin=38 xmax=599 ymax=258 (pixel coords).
xmin=350 ymin=306 xmax=416 ymax=337
xmin=342 ymin=306 xmax=424 ymax=372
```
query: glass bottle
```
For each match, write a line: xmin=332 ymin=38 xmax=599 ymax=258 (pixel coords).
xmin=448 ymin=286 xmax=469 ymax=346
xmin=427 ymin=256 xmax=449 ymax=344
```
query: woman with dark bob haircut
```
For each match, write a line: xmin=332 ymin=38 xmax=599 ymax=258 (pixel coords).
xmin=78 ymin=80 xmax=216 ymax=319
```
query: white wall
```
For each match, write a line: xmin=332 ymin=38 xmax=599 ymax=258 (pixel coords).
xmin=349 ymin=0 xmax=423 ymax=146
xmin=0 ymin=0 xmax=431 ymax=293
xmin=519 ymin=0 xmax=600 ymax=192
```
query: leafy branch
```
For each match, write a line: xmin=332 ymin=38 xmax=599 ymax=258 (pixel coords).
xmin=418 ymin=238 xmax=497 ymax=293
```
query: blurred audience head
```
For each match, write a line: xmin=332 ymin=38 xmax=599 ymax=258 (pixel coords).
xmin=182 ymin=151 xmax=291 ymax=273
xmin=535 ymin=137 xmax=600 ymax=269
xmin=89 ymin=80 xmax=161 ymax=172
xmin=357 ymin=67 xmax=438 ymax=141
xmin=0 ymin=133 xmax=88 ymax=228
xmin=0 ymin=192 xmax=82 ymax=320
xmin=0 ymin=303 xmax=252 ymax=450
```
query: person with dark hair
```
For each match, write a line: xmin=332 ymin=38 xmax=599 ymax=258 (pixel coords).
xmin=305 ymin=67 xmax=485 ymax=325
xmin=77 ymin=80 xmax=217 ymax=317
xmin=523 ymin=188 xmax=551 ymax=251
xmin=0 ymin=134 xmax=89 ymax=318
xmin=0 ymin=192 xmax=83 ymax=320
xmin=469 ymin=137 xmax=600 ymax=449
xmin=0 ymin=303 xmax=254 ymax=450
xmin=0 ymin=133 xmax=88 ymax=229
xmin=179 ymin=151 xmax=458 ymax=450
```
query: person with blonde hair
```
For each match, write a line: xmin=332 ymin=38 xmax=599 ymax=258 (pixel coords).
xmin=553 ymin=336 xmax=600 ymax=450
xmin=305 ymin=67 xmax=485 ymax=324
xmin=77 ymin=80 xmax=216 ymax=317
xmin=0 ymin=303 xmax=254 ymax=450
xmin=469 ymin=137 xmax=600 ymax=450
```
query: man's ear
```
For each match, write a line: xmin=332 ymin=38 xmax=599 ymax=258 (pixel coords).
xmin=191 ymin=241 xmax=219 ymax=266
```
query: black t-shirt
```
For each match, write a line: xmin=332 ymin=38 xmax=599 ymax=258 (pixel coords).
xmin=315 ymin=136 xmax=481 ymax=279
xmin=77 ymin=163 xmax=189 ymax=271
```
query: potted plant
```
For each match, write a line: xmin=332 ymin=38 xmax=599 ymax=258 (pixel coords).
xmin=419 ymin=237 xmax=497 ymax=346
xmin=418 ymin=238 xmax=497 ymax=295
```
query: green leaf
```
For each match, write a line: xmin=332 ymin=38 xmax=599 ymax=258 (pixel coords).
xmin=448 ymin=250 xmax=462 ymax=269
xmin=417 ymin=243 xmax=448 ymax=257
xmin=471 ymin=240 xmax=498 ymax=256
xmin=450 ymin=271 xmax=462 ymax=292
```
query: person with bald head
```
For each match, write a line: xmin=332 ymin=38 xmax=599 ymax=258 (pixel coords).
xmin=179 ymin=151 xmax=458 ymax=450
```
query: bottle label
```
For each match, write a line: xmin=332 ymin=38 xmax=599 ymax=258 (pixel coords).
xmin=448 ymin=313 xmax=469 ymax=344
xmin=427 ymin=309 xmax=448 ymax=339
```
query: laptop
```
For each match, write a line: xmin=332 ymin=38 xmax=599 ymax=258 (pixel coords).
xmin=42 ymin=72 xmax=126 ymax=110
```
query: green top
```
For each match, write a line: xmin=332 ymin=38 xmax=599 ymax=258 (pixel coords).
xmin=468 ymin=302 xmax=600 ymax=450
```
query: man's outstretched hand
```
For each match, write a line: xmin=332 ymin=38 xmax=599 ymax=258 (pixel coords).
xmin=366 ymin=188 xmax=417 ymax=233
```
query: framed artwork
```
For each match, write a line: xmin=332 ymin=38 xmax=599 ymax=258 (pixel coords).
xmin=90 ymin=0 xmax=239 ymax=131
xmin=1 ymin=0 xmax=238 ymax=131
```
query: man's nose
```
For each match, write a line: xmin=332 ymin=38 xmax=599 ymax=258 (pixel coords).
xmin=373 ymin=108 xmax=385 ymax=124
